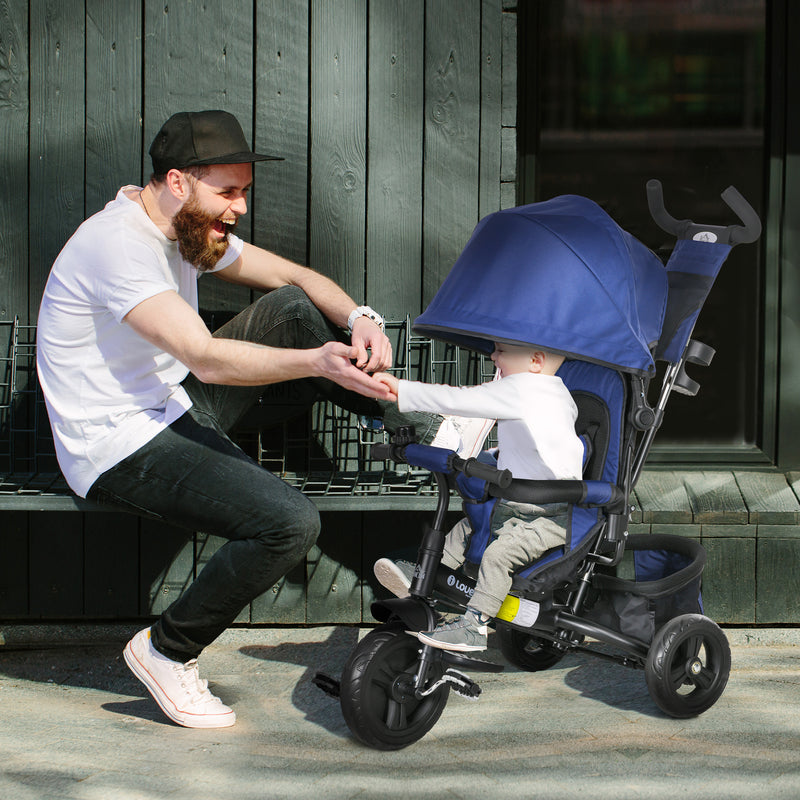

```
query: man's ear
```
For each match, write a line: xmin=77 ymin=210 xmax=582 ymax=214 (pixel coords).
xmin=166 ymin=169 xmax=190 ymax=201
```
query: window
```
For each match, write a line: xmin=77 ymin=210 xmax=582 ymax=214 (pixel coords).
xmin=519 ymin=0 xmax=766 ymax=459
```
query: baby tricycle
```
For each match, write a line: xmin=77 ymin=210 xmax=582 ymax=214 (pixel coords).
xmin=317 ymin=180 xmax=761 ymax=750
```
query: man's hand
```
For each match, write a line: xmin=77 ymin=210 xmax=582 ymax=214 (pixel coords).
xmin=350 ymin=317 xmax=392 ymax=373
xmin=311 ymin=342 xmax=394 ymax=399
xmin=373 ymin=372 xmax=399 ymax=403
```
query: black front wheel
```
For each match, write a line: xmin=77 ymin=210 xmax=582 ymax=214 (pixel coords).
xmin=339 ymin=624 xmax=450 ymax=750
xmin=645 ymin=614 xmax=731 ymax=718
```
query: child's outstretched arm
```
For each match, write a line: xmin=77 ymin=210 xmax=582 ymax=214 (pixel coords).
xmin=373 ymin=372 xmax=399 ymax=402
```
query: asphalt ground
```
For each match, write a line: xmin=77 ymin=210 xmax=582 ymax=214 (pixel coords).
xmin=0 ymin=623 xmax=798 ymax=800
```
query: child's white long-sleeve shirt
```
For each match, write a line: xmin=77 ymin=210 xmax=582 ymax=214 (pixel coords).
xmin=397 ymin=373 xmax=583 ymax=481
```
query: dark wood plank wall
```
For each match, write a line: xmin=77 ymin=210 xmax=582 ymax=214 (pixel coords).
xmin=0 ymin=0 xmax=518 ymax=623
xmin=366 ymin=0 xmax=424 ymax=316
xmin=0 ymin=0 xmax=29 ymax=323
xmin=0 ymin=0 xmax=515 ymax=319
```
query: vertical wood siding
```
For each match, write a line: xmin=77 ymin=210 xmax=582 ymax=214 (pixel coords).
xmin=2 ymin=0 xmax=516 ymax=325
xmin=254 ymin=0 xmax=310 ymax=265
xmin=367 ymin=0 xmax=424 ymax=317
xmin=0 ymin=0 xmax=29 ymax=322
xmin=309 ymin=0 xmax=368 ymax=300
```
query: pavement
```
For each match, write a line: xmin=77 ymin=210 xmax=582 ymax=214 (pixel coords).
xmin=0 ymin=623 xmax=799 ymax=800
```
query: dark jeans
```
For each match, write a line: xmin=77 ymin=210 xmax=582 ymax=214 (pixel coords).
xmin=87 ymin=286 xmax=439 ymax=661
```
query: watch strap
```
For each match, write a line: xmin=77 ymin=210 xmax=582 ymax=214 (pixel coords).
xmin=347 ymin=305 xmax=385 ymax=332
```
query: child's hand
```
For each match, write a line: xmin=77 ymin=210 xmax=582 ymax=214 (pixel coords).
xmin=373 ymin=372 xmax=399 ymax=402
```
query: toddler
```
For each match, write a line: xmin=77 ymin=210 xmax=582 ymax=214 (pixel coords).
xmin=373 ymin=342 xmax=583 ymax=652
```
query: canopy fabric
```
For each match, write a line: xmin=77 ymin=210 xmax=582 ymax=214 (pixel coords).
xmin=413 ymin=195 xmax=670 ymax=375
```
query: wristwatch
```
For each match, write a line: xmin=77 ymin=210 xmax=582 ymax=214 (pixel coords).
xmin=347 ymin=305 xmax=385 ymax=333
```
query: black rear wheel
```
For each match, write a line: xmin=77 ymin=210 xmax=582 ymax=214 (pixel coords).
xmin=339 ymin=624 xmax=450 ymax=750
xmin=645 ymin=614 xmax=731 ymax=718
xmin=496 ymin=624 xmax=566 ymax=671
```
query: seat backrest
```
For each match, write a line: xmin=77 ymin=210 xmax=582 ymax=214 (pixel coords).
xmin=514 ymin=359 xmax=628 ymax=581
xmin=559 ymin=359 xmax=626 ymax=486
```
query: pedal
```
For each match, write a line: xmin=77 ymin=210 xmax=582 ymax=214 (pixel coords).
xmin=312 ymin=672 xmax=341 ymax=698
xmin=444 ymin=669 xmax=482 ymax=701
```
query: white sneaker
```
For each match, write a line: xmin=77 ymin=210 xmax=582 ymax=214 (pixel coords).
xmin=373 ymin=558 xmax=416 ymax=598
xmin=123 ymin=628 xmax=236 ymax=729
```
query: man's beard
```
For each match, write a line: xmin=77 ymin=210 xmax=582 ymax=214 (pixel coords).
xmin=172 ymin=193 xmax=238 ymax=272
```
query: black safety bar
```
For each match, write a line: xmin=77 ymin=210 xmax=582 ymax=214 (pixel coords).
xmin=372 ymin=440 xmax=625 ymax=511
xmin=488 ymin=478 xmax=625 ymax=512
xmin=371 ymin=441 xmax=513 ymax=489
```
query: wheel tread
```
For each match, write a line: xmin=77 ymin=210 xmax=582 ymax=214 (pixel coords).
xmin=645 ymin=613 xmax=730 ymax=718
xmin=339 ymin=626 xmax=450 ymax=750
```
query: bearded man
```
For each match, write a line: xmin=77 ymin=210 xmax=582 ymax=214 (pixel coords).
xmin=36 ymin=110 xmax=440 ymax=729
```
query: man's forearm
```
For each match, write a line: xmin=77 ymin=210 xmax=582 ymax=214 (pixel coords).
xmin=223 ymin=243 xmax=359 ymax=328
xmin=285 ymin=267 xmax=358 ymax=329
xmin=213 ymin=242 xmax=391 ymax=371
xmin=191 ymin=336 xmax=392 ymax=399
xmin=191 ymin=337 xmax=318 ymax=386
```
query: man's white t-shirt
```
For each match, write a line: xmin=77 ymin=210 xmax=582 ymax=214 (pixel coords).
xmin=36 ymin=186 xmax=244 ymax=497
xmin=398 ymin=373 xmax=584 ymax=481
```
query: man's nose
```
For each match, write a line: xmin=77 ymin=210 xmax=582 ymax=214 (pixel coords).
xmin=231 ymin=195 xmax=248 ymax=215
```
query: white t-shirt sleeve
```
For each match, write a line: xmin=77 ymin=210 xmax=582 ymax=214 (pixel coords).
xmin=397 ymin=380 xmax=508 ymax=419
xmin=97 ymin=233 xmax=245 ymax=323
xmin=397 ymin=377 xmax=522 ymax=419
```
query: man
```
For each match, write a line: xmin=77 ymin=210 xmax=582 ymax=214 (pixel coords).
xmin=36 ymin=110 xmax=439 ymax=728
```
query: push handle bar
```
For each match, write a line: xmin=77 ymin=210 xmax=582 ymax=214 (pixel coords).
xmin=370 ymin=442 xmax=399 ymax=461
xmin=646 ymin=179 xmax=761 ymax=245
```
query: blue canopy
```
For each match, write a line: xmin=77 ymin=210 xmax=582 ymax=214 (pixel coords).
xmin=413 ymin=195 xmax=670 ymax=375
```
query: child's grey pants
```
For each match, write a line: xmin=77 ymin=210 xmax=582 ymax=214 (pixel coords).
xmin=441 ymin=500 xmax=569 ymax=618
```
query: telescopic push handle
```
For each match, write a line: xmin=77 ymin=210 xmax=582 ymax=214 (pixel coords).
xmin=646 ymin=179 xmax=761 ymax=245
xmin=371 ymin=442 xmax=399 ymax=462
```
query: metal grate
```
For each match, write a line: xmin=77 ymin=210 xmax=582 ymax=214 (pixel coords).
xmin=0 ymin=318 xmax=60 ymax=479
xmin=0 ymin=316 xmax=496 ymax=498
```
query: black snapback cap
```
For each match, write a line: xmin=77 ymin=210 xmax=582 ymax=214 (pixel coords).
xmin=149 ymin=110 xmax=282 ymax=173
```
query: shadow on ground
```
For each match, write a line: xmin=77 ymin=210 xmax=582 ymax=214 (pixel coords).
xmin=239 ymin=625 xmax=361 ymax=737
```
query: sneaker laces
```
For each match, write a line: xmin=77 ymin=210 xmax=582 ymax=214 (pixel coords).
xmin=174 ymin=659 xmax=220 ymax=707
xmin=434 ymin=612 xmax=487 ymax=635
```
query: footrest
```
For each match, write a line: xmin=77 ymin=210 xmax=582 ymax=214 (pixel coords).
xmin=442 ymin=650 xmax=505 ymax=673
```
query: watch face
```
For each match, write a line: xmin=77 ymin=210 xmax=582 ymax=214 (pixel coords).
xmin=350 ymin=307 xmax=383 ymax=330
